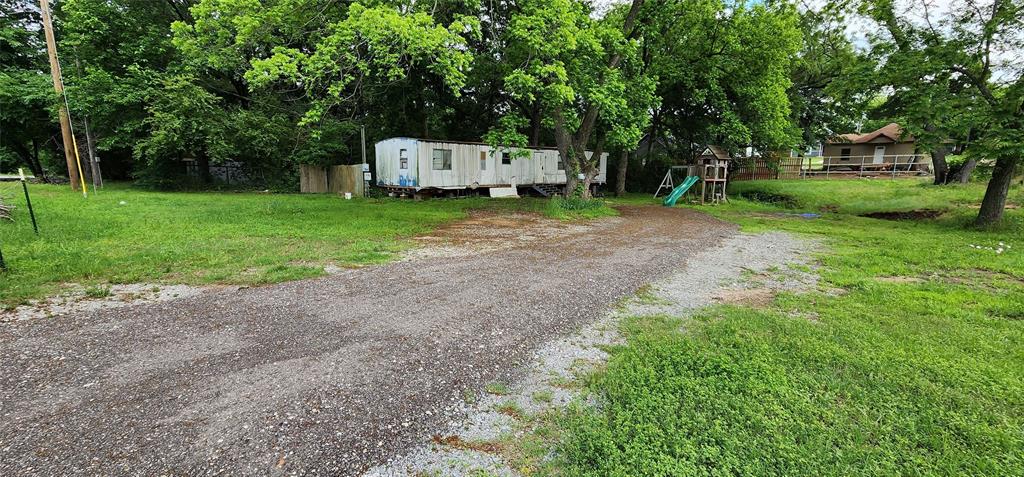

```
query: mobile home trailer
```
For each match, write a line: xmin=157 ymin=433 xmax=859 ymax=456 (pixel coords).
xmin=374 ymin=138 xmax=608 ymax=196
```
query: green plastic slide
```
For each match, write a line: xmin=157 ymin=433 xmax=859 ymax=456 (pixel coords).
xmin=662 ymin=176 xmax=699 ymax=207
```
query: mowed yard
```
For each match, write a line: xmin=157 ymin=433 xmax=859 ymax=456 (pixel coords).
xmin=0 ymin=183 xmax=601 ymax=308
xmin=509 ymin=179 xmax=1024 ymax=476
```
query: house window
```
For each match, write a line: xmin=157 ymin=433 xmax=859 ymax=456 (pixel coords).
xmin=501 ymin=151 xmax=511 ymax=165
xmin=480 ymin=151 xmax=487 ymax=171
xmin=432 ymin=148 xmax=452 ymax=170
xmin=840 ymin=148 xmax=851 ymax=161
xmin=399 ymin=149 xmax=408 ymax=169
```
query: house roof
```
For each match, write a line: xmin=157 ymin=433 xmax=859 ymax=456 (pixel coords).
xmin=829 ymin=123 xmax=912 ymax=144
xmin=699 ymin=145 xmax=732 ymax=160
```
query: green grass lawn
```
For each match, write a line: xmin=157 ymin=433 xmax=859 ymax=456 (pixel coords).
xmin=729 ymin=177 xmax=1023 ymax=215
xmin=0 ymin=183 xmax=612 ymax=307
xmin=545 ymin=179 xmax=1024 ymax=476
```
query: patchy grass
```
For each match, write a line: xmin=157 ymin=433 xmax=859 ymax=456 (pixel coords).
xmin=484 ymin=381 xmax=511 ymax=396
xmin=544 ymin=196 xmax=619 ymax=220
xmin=729 ymin=178 xmax=1022 ymax=215
xmin=83 ymin=284 xmax=112 ymax=299
xmin=531 ymin=390 xmax=555 ymax=404
xmin=0 ymin=183 xmax=618 ymax=306
xmin=495 ymin=400 xmax=526 ymax=419
xmin=549 ymin=179 xmax=1024 ymax=476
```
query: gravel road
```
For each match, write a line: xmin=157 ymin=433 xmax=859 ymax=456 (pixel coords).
xmin=0 ymin=206 xmax=735 ymax=475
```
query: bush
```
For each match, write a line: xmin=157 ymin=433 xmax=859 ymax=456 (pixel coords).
xmin=545 ymin=196 xmax=618 ymax=220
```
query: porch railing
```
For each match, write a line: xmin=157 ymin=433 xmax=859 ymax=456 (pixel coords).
xmin=732 ymin=154 xmax=932 ymax=181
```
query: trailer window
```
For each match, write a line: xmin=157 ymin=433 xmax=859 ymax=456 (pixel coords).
xmin=840 ymin=148 xmax=851 ymax=160
xmin=480 ymin=151 xmax=487 ymax=171
xmin=501 ymin=152 xmax=511 ymax=165
xmin=399 ymin=149 xmax=408 ymax=169
xmin=432 ymin=148 xmax=452 ymax=170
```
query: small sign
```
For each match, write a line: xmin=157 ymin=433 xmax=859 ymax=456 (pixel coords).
xmin=363 ymin=172 xmax=372 ymax=181
xmin=577 ymin=173 xmax=585 ymax=180
xmin=361 ymin=163 xmax=370 ymax=172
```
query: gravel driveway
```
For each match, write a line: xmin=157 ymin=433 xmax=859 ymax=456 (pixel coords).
xmin=0 ymin=206 xmax=735 ymax=475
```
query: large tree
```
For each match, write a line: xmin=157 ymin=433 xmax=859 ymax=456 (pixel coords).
xmin=860 ymin=0 xmax=1023 ymax=225
xmin=640 ymin=0 xmax=802 ymax=163
xmin=481 ymin=0 xmax=657 ymax=198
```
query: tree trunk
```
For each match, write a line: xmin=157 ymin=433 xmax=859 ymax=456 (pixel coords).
xmin=931 ymin=147 xmax=948 ymax=185
xmin=616 ymin=151 xmax=628 ymax=196
xmin=529 ymin=101 xmax=542 ymax=147
xmin=197 ymin=151 xmax=211 ymax=184
xmin=31 ymin=139 xmax=48 ymax=181
xmin=975 ymin=156 xmax=1019 ymax=227
xmin=10 ymin=141 xmax=43 ymax=179
xmin=952 ymin=157 xmax=978 ymax=184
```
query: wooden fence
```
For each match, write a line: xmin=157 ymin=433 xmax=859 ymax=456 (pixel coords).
xmin=730 ymin=157 xmax=805 ymax=181
xmin=299 ymin=164 xmax=365 ymax=195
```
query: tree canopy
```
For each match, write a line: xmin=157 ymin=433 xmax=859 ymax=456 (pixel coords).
xmin=0 ymin=0 xmax=1019 ymax=222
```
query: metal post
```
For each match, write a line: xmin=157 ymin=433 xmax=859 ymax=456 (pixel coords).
xmin=892 ymin=155 xmax=898 ymax=179
xmin=19 ymin=169 xmax=38 ymax=234
xmin=859 ymin=155 xmax=865 ymax=177
xmin=825 ymin=157 xmax=830 ymax=179
xmin=360 ymin=125 xmax=368 ymax=197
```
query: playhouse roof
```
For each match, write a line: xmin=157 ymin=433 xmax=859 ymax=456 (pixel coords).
xmin=699 ymin=145 xmax=732 ymax=161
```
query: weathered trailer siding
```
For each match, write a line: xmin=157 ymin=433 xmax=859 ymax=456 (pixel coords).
xmin=375 ymin=138 xmax=608 ymax=190
xmin=375 ymin=138 xmax=420 ymax=187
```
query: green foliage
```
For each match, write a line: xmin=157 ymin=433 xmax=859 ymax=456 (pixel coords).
xmin=647 ymin=0 xmax=803 ymax=153
xmin=788 ymin=4 xmax=873 ymax=147
xmin=557 ymin=180 xmax=1024 ymax=476
xmin=545 ymin=196 xmax=619 ymax=220
xmin=856 ymin=0 xmax=1024 ymax=223
xmin=240 ymin=3 xmax=474 ymax=127
xmin=485 ymin=382 xmax=511 ymax=395
xmin=0 ymin=0 xmax=58 ymax=177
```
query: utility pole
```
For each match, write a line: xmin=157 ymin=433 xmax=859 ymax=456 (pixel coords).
xmin=40 ymin=0 xmax=82 ymax=191
xmin=360 ymin=125 xmax=370 ymax=197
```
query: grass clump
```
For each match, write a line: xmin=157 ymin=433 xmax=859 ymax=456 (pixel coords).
xmin=544 ymin=196 xmax=619 ymax=220
xmin=531 ymin=390 xmax=554 ymax=404
xmin=495 ymin=400 xmax=526 ymax=419
xmin=484 ymin=381 xmax=511 ymax=396
xmin=83 ymin=284 xmax=112 ymax=299
xmin=554 ymin=179 xmax=1024 ymax=476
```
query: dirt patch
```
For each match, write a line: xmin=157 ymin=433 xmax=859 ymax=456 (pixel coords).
xmin=403 ymin=210 xmax=600 ymax=260
xmin=431 ymin=435 xmax=503 ymax=454
xmin=712 ymin=288 xmax=778 ymax=307
xmin=860 ymin=209 xmax=945 ymax=220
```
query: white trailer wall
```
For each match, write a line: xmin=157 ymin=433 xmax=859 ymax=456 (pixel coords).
xmin=374 ymin=138 xmax=607 ymax=190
